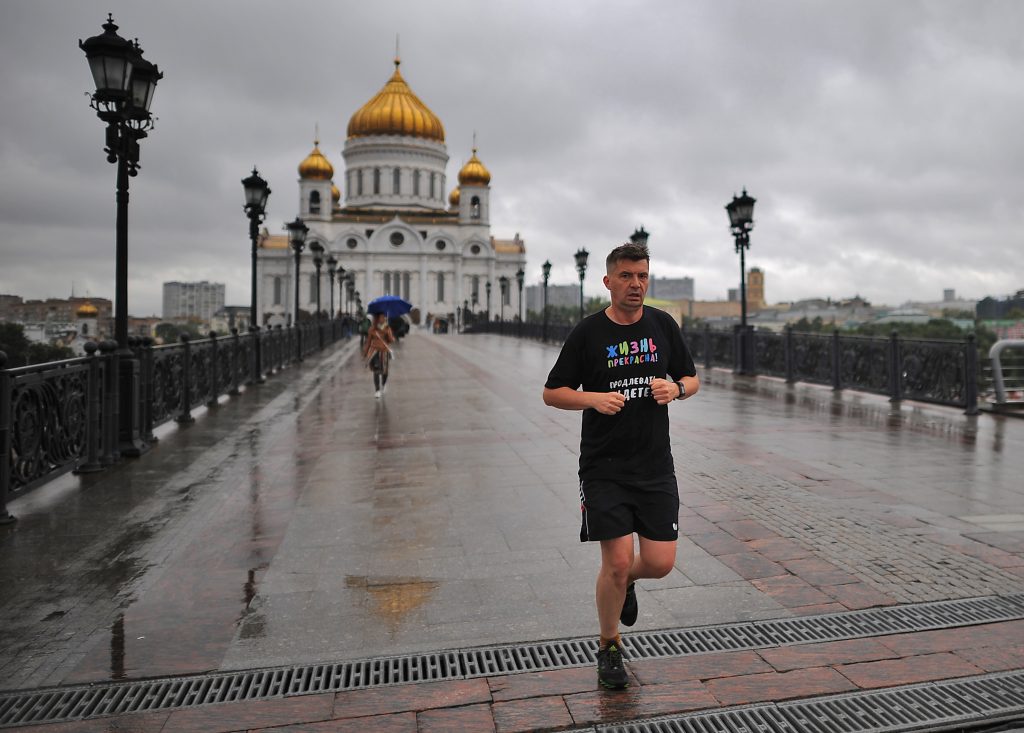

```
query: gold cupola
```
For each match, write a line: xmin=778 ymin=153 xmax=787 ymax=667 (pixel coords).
xmin=347 ymin=59 xmax=445 ymax=142
xmin=298 ymin=139 xmax=334 ymax=180
xmin=331 ymin=183 xmax=341 ymax=205
xmin=448 ymin=186 xmax=461 ymax=208
xmin=76 ymin=301 xmax=98 ymax=317
xmin=458 ymin=148 xmax=491 ymax=186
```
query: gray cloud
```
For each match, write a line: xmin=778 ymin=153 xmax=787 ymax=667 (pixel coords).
xmin=0 ymin=0 xmax=1021 ymax=315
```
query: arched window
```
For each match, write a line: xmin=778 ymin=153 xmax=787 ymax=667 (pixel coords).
xmin=309 ymin=190 xmax=321 ymax=214
xmin=471 ymin=196 xmax=481 ymax=219
xmin=429 ymin=172 xmax=436 ymax=199
xmin=403 ymin=272 xmax=411 ymax=300
xmin=413 ymin=170 xmax=421 ymax=196
xmin=273 ymin=277 xmax=283 ymax=305
xmin=393 ymin=168 xmax=401 ymax=194
xmin=384 ymin=272 xmax=392 ymax=293
xmin=374 ymin=168 xmax=381 ymax=194
xmin=472 ymin=276 xmax=480 ymax=305
xmin=437 ymin=272 xmax=445 ymax=302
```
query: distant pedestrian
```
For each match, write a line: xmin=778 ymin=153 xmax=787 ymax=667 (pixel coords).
xmin=542 ymin=240 xmax=699 ymax=690
xmin=363 ymin=313 xmax=395 ymax=398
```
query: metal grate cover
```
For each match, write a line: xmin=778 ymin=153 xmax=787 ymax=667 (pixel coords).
xmin=597 ymin=670 xmax=1024 ymax=733
xmin=1 ymin=593 xmax=1023 ymax=728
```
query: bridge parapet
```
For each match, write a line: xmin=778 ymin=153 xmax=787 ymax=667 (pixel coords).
xmin=0 ymin=320 xmax=350 ymax=522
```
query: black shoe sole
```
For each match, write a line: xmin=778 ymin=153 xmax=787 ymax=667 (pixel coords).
xmin=598 ymin=677 xmax=629 ymax=690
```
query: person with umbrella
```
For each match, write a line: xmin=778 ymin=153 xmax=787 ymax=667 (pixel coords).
xmin=363 ymin=295 xmax=412 ymax=398
xmin=363 ymin=312 xmax=395 ymax=398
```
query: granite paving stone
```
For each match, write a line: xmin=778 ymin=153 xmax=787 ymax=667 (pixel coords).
xmin=706 ymin=667 xmax=858 ymax=706
xmin=491 ymin=696 xmax=575 ymax=733
xmin=417 ymin=703 xmax=496 ymax=733
xmin=564 ymin=681 xmax=716 ymax=727
xmin=836 ymin=651 xmax=984 ymax=689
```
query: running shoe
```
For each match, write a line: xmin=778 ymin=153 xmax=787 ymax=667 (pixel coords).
xmin=374 ymin=390 xmax=381 ymax=399
xmin=620 ymin=582 xmax=638 ymax=626
xmin=596 ymin=641 xmax=628 ymax=690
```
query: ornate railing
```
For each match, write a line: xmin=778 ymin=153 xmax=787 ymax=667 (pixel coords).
xmin=688 ymin=325 xmax=978 ymax=413
xmin=468 ymin=319 xmax=979 ymax=416
xmin=1 ymin=321 xmax=350 ymax=521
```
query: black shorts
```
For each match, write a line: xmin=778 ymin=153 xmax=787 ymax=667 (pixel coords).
xmin=579 ymin=475 xmax=679 ymax=543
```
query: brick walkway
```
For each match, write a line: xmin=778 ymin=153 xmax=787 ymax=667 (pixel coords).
xmin=1 ymin=331 xmax=1022 ymax=731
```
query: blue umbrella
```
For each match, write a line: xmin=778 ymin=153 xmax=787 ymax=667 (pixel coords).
xmin=366 ymin=295 xmax=413 ymax=319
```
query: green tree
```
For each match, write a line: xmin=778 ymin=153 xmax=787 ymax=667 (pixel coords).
xmin=0 ymin=323 xmax=73 ymax=367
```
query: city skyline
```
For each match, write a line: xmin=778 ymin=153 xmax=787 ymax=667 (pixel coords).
xmin=0 ymin=1 xmax=1021 ymax=316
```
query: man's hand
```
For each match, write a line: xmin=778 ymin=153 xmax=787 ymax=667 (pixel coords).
xmin=650 ymin=377 xmax=679 ymax=405
xmin=590 ymin=391 xmax=626 ymax=415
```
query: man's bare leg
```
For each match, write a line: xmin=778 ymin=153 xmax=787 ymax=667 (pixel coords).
xmin=597 ymin=535 xmax=634 ymax=640
xmin=629 ymin=536 xmax=677 ymax=583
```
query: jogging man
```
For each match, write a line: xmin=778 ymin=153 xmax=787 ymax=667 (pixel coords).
xmin=542 ymin=241 xmax=699 ymax=690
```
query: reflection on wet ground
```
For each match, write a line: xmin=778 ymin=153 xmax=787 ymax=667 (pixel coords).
xmin=1 ymin=333 xmax=1021 ymax=694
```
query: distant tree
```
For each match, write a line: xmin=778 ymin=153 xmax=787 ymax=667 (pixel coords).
xmin=0 ymin=322 xmax=31 ymax=366
xmin=0 ymin=323 xmax=73 ymax=367
xmin=154 ymin=322 xmax=202 ymax=345
xmin=941 ymin=308 xmax=974 ymax=320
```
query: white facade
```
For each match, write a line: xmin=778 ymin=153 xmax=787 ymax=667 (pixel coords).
xmin=257 ymin=61 xmax=525 ymax=328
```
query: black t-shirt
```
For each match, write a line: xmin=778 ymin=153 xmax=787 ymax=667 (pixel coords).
xmin=544 ymin=306 xmax=696 ymax=480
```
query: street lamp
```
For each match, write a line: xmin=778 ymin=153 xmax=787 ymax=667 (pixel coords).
xmin=326 ymin=255 xmax=338 ymax=319
xmin=345 ymin=274 xmax=355 ymax=317
xmin=486 ymin=280 xmax=492 ymax=322
xmin=574 ymin=248 xmax=589 ymax=322
xmin=498 ymin=276 xmax=509 ymax=324
xmin=515 ymin=268 xmax=524 ymax=335
xmin=630 ymin=226 xmax=649 ymax=246
xmin=542 ymin=260 xmax=552 ymax=341
xmin=285 ymin=217 xmax=308 ymax=359
xmin=726 ymin=188 xmax=756 ymax=373
xmin=310 ymin=242 xmax=324 ymax=319
xmin=242 ymin=167 xmax=270 ymax=384
xmin=80 ymin=14 xmax=162 ymax=458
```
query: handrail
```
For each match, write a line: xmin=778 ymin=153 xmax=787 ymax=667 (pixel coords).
xmin=988 ymin=339 xmax=1024 ymax=405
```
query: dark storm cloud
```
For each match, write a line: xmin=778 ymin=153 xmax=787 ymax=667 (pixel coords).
xmin=0 ymin=0 xmax=1021 ymax=314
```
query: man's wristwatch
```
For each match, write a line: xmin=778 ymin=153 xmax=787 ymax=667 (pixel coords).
xmin=674 ymin=380 xmax=686 ymax=400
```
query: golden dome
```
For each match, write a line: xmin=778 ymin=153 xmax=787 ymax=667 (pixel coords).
xmin=347 ymin=59 xmax=445 ymax=142
xmin=332 ymin=183 xmax=341 ymax=204
xmin=458 ymin=148 xmax=491 ymax=186
xmin=298 ymin=140 xmax=334 ymax=180
xmin=76 ymin=301 xmax=98 ymax=317
xmin=448 ymin=186 xmax=460 ymax=208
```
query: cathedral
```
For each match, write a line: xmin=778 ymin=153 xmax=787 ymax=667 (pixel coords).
xmin=257 ymin=57 xmax=527 ymax=328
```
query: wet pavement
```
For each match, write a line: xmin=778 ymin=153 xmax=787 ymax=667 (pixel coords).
xmin=1 ymin=331 xmax=1023 ymax=731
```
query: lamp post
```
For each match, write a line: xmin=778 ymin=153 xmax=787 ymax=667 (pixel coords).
xmin=725 ymin=188 xmax=756 ymax=374
xmin=499 ymin=276 xmax=509 ymax=323
xmin=515 ymin=268 xmax=524 ymax=335
xmin=463 ymin=298 xmax=469 ymax=331
xmin=80 ymin=14 xmax=162 ymax=458
xmin=242 ymin=167 xmax=270 ymax=384
xmin=541 ymin=260 xmax=551 ymax=342
xmin=486 ymin=280 xmax=492 ymax=322
xmin=345 ymin=275 xmax=355 ymax=317
xmin=285 ymin=217 xmax=308 ymax=359
xmin=574 ymin=248 xmax=589 ymax=322
xmin=310 ymin=242 xmax=324 ymax=318
xmin=326 ymin=255 xmax=338 ymax=320
xmin=630 ymin=226 xmax=649 ymax=246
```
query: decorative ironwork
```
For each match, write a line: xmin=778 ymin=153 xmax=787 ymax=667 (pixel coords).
xmin=8 ymin=360 xmax=91 ymax=496
xmin=752 ymin=331 xmax=785 ymax=378
xmin=900 ymin=337 xmax=969 ymax=407
xmin=791 ymin=332 xmax=832 ymax=385
xmin=150 ymin=344 xmax=184 ymax=428
xmin=838 ymin=334 xmax=890 ymax=395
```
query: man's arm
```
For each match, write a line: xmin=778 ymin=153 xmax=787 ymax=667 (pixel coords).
xmin=543 ymin=386 xmax=626 ymax=415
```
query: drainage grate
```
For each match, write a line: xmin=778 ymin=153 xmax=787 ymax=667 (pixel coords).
xmin=597 ymin=670 xmax=1024 ymax=733
xmin=1 ymin=594 xmax=1023 ymax=728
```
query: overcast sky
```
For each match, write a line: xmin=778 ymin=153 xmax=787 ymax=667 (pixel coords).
xmin=1 ymin=0 xmax=1021 ymax=316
